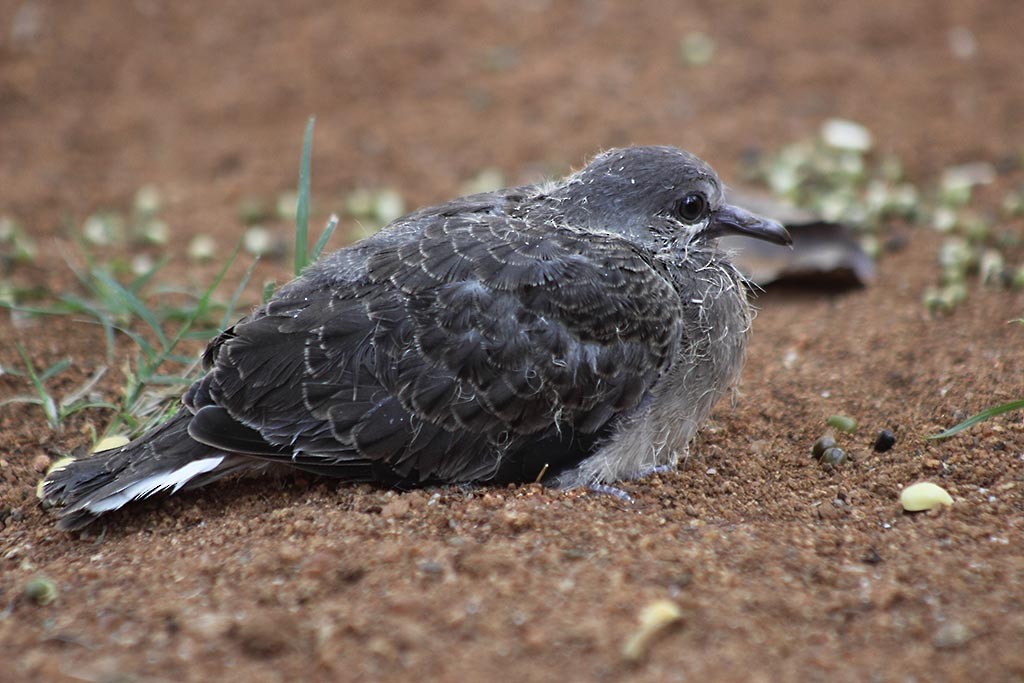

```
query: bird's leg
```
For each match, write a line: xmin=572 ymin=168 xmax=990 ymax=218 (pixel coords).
xmin=638 ymin=464 xmax=675 ymax=477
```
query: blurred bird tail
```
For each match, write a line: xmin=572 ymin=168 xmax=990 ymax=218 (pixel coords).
xmin=38 ymin=410 xmax=246 ymax=531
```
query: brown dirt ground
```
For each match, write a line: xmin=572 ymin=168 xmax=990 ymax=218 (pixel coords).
xmin=2 ymin=1 xmax=1024 ymax=681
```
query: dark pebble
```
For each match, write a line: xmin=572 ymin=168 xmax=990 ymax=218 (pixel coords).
xmin=873 ymin=429 xmax=896 ymax=453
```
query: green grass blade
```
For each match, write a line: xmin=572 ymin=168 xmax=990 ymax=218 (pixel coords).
xmin=118 ymin=240 xmax=242 ymax=419
xmin=221 ymin=256 xmax=259 ymax=331
xmin=929 ymin=399 xmax=1024 ymax=439
xmin=310 ymin=214 xmax=339 ymax=264
xmin=58 ymin=366 xmax=108 ymax=411
xmin=294 ymin=116 xmax=315 ymax=275
xmin=92 ymin=268 xmax=169 ymax=349
xmin=14 ymin=341 xmax=59 ymax=430
xmin=39 ymin=358 xmax=73 ymax=382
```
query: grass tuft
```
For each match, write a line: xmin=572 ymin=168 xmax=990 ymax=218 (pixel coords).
xmin=929 ymin=399 xmax=1024 ymax=440
xmin=5 ymin=117 xmax=336 ymax=442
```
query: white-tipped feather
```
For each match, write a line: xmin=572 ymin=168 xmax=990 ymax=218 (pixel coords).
xmin=87 ymin=456 xmax=225 ymax=513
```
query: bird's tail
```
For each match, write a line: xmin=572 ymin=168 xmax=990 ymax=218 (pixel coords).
xmin=38 ymin=410 xmax=247 ymax=530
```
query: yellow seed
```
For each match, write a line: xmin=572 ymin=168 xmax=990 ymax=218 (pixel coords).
xmin=93 ymin=435 xmax=130 ymax=453
xmin=621 ymin=599 xmax=683 ymax=662
xmin=900 ymin=482 xmax=953 ymax=512
xmin=37 ymin=457 xmax=78 ymax=501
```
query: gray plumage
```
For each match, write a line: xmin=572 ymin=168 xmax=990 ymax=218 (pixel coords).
xmin=39 ymin=146 xmax=791 ymax=530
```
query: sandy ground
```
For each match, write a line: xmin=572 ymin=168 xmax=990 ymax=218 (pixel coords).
xmin=1 ymin=1 xmax=1023 ymax=681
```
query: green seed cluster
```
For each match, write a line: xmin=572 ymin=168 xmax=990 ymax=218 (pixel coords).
xmin=746 ymin=120 xmax=1024 ymax=312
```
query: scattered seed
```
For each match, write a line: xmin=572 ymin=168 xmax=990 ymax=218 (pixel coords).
xmin=1011 ymin=266 xmax=1024 ymax=290
xmin=243 ymin=226 xmax=276 ymax=256
xmin=939 ymin=282 xmax=968 ymax=309
xmin=821 ymin=119 xmax=873 ymax=153
xmin=679 ymin=32 xmax=715 ymax=66
xmin=900 ymin=482 xmax=953 ymax=512
xmin=37 ymin=457 xmax=75 ymax=502
xmin=933 ymin=620 xmax=974 ymax=649
xmin=1001 ymin=187 xmax=1024 ymax=217
xmin=960 ymin=211 xmax=991 ymax=242
xmin=136 ymin=218 xmax=169 ymax=246
xmin=931 ymin=206 xmax=958 ymax=233
xmin=0 ymin=283 xmax=16 ymax=306
xmin=82 ymin=212 xmax=124 ymax=246
xmin=276 ymin=191 xmax=300 ymax=221
xmin=343 ymin=188 xmax=376 ymax=217
xmin=811 ymin=435 xmax=838 ymax=459
xmin=238 ymin=196 xmax=272 ymax=225
xmin=373 ymin=189 xmax=405 ymax=224
xmin=188 ymin=234 xmax=217 ymax=261
xmin=819 ymin=446 xmax=848 ymax=467
xmin=130 ymin=253 xmax=156 ymax=276
xmin=0 ymin=216 xmax=37 ymax=263
xmin=23 ymin=577 xmax=58 ymax=606
xmin=94 ymin=434 xmax=130 ymax=452
xmin=461 ymin=168 xmax=506 ymax=196
xmin=859 ymin=234 xmax=880 ymax=260
xmin=947 ymin=26 xmax=977 ymax=60
xmin=938 ymin=237 xmax=972 ymax=271
xmin=873 ymin=429 xmax=896 ymax=453
xmin=978 ymin=249 xmax=1006 ymax=286
xmin=622 ymin=599 xmax=684 ymax=663
xmin=133 ymin=184 xmax=162 ymax=216
xmin=943 ymin=161 xmax=996 ymax=191
xmin=826 ymin=414 xmax=858 ymax=434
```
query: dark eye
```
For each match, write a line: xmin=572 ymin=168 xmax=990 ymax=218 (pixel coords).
xmin=676 ymin=193 xmax=707 ymax=222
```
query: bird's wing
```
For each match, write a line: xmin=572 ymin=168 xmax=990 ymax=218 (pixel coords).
xmin=186 ymin=211 xmax=683 ymax=483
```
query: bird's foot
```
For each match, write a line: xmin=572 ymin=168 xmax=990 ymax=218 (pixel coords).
xmin=585 ymin=464 xmax=674 ymax=502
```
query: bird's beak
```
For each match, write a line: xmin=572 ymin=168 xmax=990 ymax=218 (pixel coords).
xmin=706 ymin=203 xmax=793 ymax=247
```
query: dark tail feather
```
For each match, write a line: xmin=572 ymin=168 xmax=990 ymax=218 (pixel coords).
xmin=38 ymin=410 xmax=246 ymax=530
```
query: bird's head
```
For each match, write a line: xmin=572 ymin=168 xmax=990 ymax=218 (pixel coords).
xmin=553 ymin=146 xmax=792 ymax=249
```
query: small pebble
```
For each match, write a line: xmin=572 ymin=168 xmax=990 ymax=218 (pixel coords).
xmin=826 ymin=415 xmax=858 ymax=434
xmin=900 ymin=482 xmax=953 ymax=512
xmin=873 ymin=429 xmax=896 ymax=453
xmin=31 ymin=454 xmax=51 ymax=473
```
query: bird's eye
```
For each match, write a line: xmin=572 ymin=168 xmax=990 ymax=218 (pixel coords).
xmin=676 ymin=193 xmax=708 ymax=222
